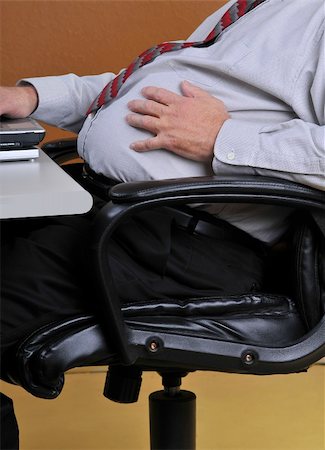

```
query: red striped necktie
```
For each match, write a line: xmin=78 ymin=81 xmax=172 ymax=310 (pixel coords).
xmin=87 ymin=0 xmax=265 ymax=115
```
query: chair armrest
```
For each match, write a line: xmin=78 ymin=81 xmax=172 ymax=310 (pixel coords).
xmin=110 ymin=175 xmax=325 ymax=209
xmin=42 ymin=138 xmax=79 ymax=164
xmin=90 ymin=175 xmax=325 ymax=366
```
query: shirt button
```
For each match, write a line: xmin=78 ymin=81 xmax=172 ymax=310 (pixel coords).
xmin=227 ymin=151 xmax=235 ymax=161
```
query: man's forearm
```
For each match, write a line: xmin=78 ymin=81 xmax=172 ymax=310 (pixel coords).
xmin=0 ymin=84 xmax=38 ymax=118
xmin=19 ymin=72 xmax=117 ymax=134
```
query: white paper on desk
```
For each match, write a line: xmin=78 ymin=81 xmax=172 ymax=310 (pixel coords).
xmin=0 ymin=146 xmax=39 ymax=162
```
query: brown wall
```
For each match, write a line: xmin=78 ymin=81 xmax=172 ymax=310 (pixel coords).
xmin=1 ymin=0 xmax=227 ymax=141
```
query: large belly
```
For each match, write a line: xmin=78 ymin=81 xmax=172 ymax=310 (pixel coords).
xmin=78 ymin=44 xmax=295 ymax=182
xmin=79 ymin=70 xmax=214 ymax=181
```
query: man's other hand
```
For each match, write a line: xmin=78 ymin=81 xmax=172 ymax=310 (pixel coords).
xmin=0 ymin=85 xmax=38 ymax=119
xmin=126 ymin=80 xmax=229 ymax=162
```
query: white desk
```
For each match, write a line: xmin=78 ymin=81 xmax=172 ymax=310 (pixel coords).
xmin=0 ymin=150 xmax=93 ymax=219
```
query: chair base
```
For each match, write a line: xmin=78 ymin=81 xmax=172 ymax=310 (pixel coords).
xmin=149 ymin=389 xmax=196 ymax=450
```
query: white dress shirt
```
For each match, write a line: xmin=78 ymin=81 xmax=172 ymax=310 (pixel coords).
xmin=24 ymin=0 xmax=325 ymax=243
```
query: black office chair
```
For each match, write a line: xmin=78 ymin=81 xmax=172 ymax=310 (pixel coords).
xmin=3 ymin=140 xmax=325 ymax=450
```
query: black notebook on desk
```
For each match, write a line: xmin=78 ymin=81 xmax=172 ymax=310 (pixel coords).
xmin=0 ymin=117 xmax=45 ymax=161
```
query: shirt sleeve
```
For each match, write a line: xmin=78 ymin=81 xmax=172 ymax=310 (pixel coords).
xmin=18 ymin=72 xmax=116 ymax=133
xmin=213 ymin=118 xmax=325 ymax=190
xmin=213 ymin=29 xmax=325 ymax=192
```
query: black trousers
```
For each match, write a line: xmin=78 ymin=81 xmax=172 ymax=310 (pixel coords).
xmin=0 ymin=394 xmax=19 ymax=450
xmin=0 ymin=197 xmax=266 ymax=449
xmin=1 ymin=205 xmax=266 ymax=354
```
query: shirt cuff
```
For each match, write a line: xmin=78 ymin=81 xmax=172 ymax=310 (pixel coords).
xmin=18 ymin=76 xmax=72 ymax=124
xmin=213 ymin=118 xmax=262 ymax=170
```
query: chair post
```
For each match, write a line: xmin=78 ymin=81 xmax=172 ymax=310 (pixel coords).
xmin=149 ymin=373 xmax=196 ymax=450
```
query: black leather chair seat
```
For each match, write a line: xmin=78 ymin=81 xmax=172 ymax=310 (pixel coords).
xmin=6 ymin=292 xmax=305 ymax=399
xmin=124 ymin=294 xmax=305 ymax=345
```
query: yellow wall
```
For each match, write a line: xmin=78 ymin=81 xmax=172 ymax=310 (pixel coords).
xmin=1 ymin=0 xmax=227 ymax=141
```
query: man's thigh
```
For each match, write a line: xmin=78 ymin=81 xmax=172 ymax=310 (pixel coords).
xmin=106 ymin=208 xmax=265 ymax=303
xmin=0 ymin=215 xmax=94 ymax=355
xmin=0 ymin=207 xmax=265 ymax=357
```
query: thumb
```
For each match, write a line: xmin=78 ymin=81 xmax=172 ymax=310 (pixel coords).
xmin=180 ymin=80 xmax=210 ymax=98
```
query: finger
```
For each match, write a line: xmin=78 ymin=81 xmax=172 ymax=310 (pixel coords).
xmin=141 ymin=86 xmax=181 ymax=106
xmin=126 ymin=113 xmax=160 ymax=133
xmin=127 ymin=99 xmax=167 ymax=117
xmin=130 ymin=136 xmax=163 ymax=152
xmin=131 ymin=139 xmax=198 ymax=160
xmin=180 ymin=80 xmax=211 ymax=98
